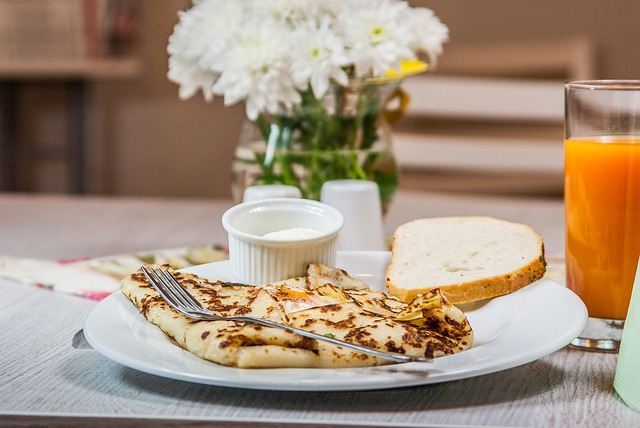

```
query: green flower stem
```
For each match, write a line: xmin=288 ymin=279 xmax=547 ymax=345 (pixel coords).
xmin=243 ymin=83 xmax=398 ymax=210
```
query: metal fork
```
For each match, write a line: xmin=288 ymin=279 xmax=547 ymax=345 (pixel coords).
xmin=140 ymin=266 xmax=432 ymax=364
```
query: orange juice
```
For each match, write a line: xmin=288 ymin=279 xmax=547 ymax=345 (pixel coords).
xmin=565 ymin=137 xmax=640 ymax=319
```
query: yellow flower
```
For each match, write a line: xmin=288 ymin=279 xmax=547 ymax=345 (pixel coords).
xmin=366 ymin=58 xmax=428 ymax=84
xmin=386 ymin=58 xmax=429 ymax=78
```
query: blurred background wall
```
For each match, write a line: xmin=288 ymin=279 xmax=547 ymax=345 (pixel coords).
xmin=5 ymin=0 xmax=640 ymax=198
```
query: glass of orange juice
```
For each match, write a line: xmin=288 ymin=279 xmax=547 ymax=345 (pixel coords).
xmin=565 ymin=81 xmax=640 ymax=352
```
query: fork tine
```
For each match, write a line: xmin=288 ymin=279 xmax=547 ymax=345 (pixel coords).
xmin=141 ymin=266 xmax=182 ymax=310
xmin=156 ymin=268 xmax=205 ymax=313
xmin=151 ymin=267 xmax=198 ymax=311
xmin=157 ymin=267 xmax=206 ymax=312
xmin=142 ymin=266 xmax=199 ymax=318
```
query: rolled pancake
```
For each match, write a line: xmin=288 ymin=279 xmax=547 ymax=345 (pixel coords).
xmin=121 ymin=264 xmax=473 ymax=368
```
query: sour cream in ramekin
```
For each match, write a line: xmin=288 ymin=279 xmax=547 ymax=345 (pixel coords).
xmin=262 ymin=228 xmax=322 ymax=240
xmin=222 ymin=198 xmax=343 ymax=285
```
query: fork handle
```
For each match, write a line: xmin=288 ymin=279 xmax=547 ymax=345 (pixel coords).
xmin=222 ymin=315 xmax=432 ymax=364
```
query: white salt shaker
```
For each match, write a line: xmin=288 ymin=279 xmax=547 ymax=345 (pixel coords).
xmin=320 ymin=180 xmax=386 ymax=251
xmin=242 ymin=185 xmax=302 ymax=202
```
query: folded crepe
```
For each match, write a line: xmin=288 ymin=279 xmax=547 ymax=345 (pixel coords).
xmin=121 ymin=264 xmax=473 ymax=368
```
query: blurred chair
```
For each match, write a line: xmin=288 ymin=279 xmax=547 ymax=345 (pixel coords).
xmin=394 ymin=37 xmax=595 ymax=197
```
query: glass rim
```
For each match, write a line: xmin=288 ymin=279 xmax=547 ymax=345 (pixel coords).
xmin=565 ymin=80 xmax=640 ymax=90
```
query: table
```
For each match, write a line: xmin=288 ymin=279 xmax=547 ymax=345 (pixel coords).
xmin=0 ymin=191 xmax=637 ymax=427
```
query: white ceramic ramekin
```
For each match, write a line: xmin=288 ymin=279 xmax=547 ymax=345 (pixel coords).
xmin=221 ymin=198 xmax=343 ymax=285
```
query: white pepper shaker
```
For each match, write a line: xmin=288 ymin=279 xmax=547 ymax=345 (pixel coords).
xmin=320 ymin=180 xmax=385 ymax=251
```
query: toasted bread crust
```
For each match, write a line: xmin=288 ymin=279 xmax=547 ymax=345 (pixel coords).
xmin=385 ymin=218 xmax=547 ymax=304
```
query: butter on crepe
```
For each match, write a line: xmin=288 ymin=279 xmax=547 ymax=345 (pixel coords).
xmin=121 ymin=264 xmax=473 ymax=368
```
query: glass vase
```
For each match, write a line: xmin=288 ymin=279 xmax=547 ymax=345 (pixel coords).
xmin=231 ymin=81 xmax=401 ymax=213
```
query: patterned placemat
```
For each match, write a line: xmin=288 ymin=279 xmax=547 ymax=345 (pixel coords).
xmin=0 ymin=245 xmax=228 ymax=301
xmin=0 ymin=247 xmax=564 ymax=301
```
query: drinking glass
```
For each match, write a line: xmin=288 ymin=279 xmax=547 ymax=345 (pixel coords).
xmin=565 ymin=81 xmax=640 ymax=352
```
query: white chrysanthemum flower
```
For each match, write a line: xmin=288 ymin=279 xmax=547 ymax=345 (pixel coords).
xmin=167 ymin=0 xmax=448 ymax=118
xmin=290 ymin=17 xmax=349 ymax=98
xmin=167 ymin=0 xmax=246 ymax=101
xmin=409 ymin=7 xmax=449 ymax=65
xmin=168 ymin=0 xmax=244 ymax=60
xmin=340 ymin=0 xmax=415 ymax=77
xmin=212 ymin=19 xmax=300 ymax=120
xmin=196 ymin=1 xmax=247 ymax=71
xmin=256 ymin=0 xmax=338 ymax=26
xmin=168 ymin=55 xmax=218 ymax=101
xmin=257 ymin=0 xmax=311 ymax=22
xmin=318 ymin=0 xmax=343 ymax=18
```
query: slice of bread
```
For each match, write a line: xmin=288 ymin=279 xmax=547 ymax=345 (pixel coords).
xmin=386 ymin=217 xmax=546 ymax=304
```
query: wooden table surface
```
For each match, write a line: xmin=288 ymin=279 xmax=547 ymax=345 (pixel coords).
xmin=0 ymin=191 xmax=638 ymax=427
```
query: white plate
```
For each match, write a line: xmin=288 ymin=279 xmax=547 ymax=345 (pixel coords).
xmin=84 ymin=251 xmax=587 ymax=392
